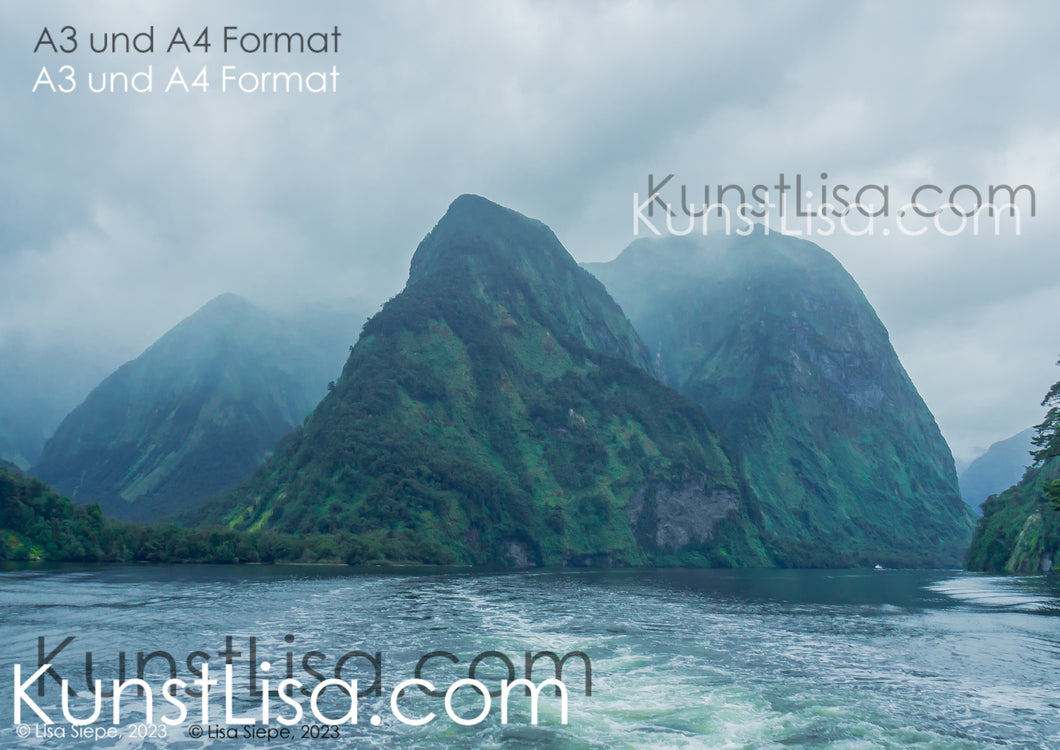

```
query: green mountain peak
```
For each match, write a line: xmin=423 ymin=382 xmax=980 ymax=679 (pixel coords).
xmin=401 ymin=194 xmax=652 ymax=372
xmin=198 ymin=197 xmax=764 ymax=567
xmin=586 ymin=232 xmax=974 ymax=567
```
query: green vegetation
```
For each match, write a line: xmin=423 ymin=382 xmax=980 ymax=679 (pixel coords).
xmin=585 ymin=231 xmax=975 ymax=568
xmin=16 ymin=197 xmax=979 ymax=570
xmin=0 ymin=467 xmax=359 ymax=564
xmin=966 ymin=359 xmax=1060 ymax=572
xmin=1047 ymin=480 xmax=1060 ymax=511
xmin=963 ymin=456 xmax=1060 ymax=572
xmin=33 ymin=294 xmax=356 ymax=523
xmin=1031 ymin=360 xmax=1060 ymax=466
xmin=195 ymin=195 xmax=768 ymax=567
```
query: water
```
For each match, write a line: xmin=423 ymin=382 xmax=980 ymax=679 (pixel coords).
xmin=0 ymin=565 xmax=1058 ymax=749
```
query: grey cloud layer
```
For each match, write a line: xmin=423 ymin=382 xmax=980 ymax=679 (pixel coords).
xmin=1 ymin=0 xmax=1057 ymax=460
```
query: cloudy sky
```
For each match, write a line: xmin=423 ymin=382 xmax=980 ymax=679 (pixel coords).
xmin=1 ymin=0 xmax=1057 ymax=462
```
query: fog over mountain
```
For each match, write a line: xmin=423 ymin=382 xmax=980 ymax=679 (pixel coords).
xmin=0 ymin=1 xmax=1058 ymax=463
xmin=32 ymin=294 xmax=369 ymax=521
xmin=958 ymin=428 xmax=1035 ymax=511
xmin=587 ymin=230 xmax=973 ymax=566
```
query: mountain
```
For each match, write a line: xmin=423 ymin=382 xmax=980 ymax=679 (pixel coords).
xmin=0 ymin=338 xmax=117 ymax=469
xmin=964 ymin=454 xmax=1060 ymax=572
xmin=958 ymin=428 xmax=1035 ymax=512
xmin=33 ymin=294 xmax=358 ymax=522
xmin=197 ymin=195 xmax=769 ymax=567
xmin=584 ymin=230 xmax=975 ymax=567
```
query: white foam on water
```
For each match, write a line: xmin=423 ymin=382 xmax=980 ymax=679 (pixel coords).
xmin=3 ymin=568 xmax=1058 ymax=748
xmin=928 ymin=576 xmax=1058 ymax=613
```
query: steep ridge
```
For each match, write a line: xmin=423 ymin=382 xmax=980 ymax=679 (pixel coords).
xmin=585 ymin=230 xmax=974 ymax=567
xmin=34 ymin=294 xmax=353 ymax=522
xmin=200 ymin=195 xmax=766 ymax=567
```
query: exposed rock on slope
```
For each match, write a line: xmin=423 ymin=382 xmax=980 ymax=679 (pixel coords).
xmin=585 ymin=230 xmax=974 ymax=567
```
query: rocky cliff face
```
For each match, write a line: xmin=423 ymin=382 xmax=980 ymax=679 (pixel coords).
xmin=197 ymin=195 xmax=767 ymax=567
xmin=629 ymin=480 xmax=741 ymax=550
xmin=966 ymin=454 xmax=1060 ymax=572
xmin=585 ymin=229 xmax=975 ymax=567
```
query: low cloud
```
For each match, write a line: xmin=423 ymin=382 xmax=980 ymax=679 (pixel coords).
xmin=1 ymin=0 xmax=1056 ymax=458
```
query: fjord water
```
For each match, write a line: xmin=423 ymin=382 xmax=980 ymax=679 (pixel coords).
xmin=1 ymin=566 xmax=1057 ymax=749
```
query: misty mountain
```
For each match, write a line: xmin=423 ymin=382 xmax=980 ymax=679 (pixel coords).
xmin=33 ymin=294 xmax=364 ymax=522
xmin=196 ymin=195 xmax=769 ymax=567
xmin=0 ymin=339 xmax=117 ymax=469
xmin=584 ymin=229 xmax=974 ymax=567
xmin=958 ymin=428 xmax=1035 ymax=512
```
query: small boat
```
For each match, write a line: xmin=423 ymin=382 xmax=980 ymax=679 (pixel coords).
xmin=874 ymin=564 xmax=885 ymax=570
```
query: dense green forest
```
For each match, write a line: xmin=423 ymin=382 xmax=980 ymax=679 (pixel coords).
xmin=966 ymin=359 xmax=1060 ymax=572
xmin=0 ymin=467 xmax=357 ymax=564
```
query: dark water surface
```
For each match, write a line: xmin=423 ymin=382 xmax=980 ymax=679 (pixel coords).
xmin=1 ymin=565 xmax=1057 ymax=748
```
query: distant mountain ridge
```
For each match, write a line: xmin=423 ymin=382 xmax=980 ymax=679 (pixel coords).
xmin=584 ymin=230 xmax=974 ymax=567
xmin=958 ymin=428 xmax=1035 ymax=512
xmin=33 ymin=294 xmax=360 ymax=522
